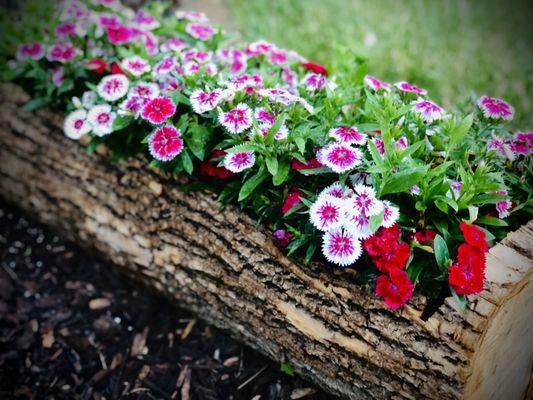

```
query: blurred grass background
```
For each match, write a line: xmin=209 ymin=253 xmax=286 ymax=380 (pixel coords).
xmin=227 ymin=0 xmax=533 ymax=127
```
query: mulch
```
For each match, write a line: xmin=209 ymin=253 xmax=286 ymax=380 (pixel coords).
xmin=0 ymin=201 xmax=329 ymax=400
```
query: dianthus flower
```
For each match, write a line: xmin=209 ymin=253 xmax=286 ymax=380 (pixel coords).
xmin=64 ymin=109 xmax=91 ymax=140
xmin=185 ymin=23 xmax=215 ymax=41
xmin=394 ymin=81 xmax=427 ymax=95
xmin=148 ymin=125 xmax=184 ymax=161
xmin=478 ymin=96 xmax=514 ymax=120
xmin=190 ymin=89 xmax=223 ymax=114
xmin=218 ymin=103 xmax=253 ymax=134
xmin=97 ymin=74 xmax=129 ymax=102
xmin=223 ymin=151 xmax=256 ymax=173
xmin=141 ymin=97 xmax=176 ymax=124
xmin=16 ymin=42 xmax=45 ymax=61
xmin=121 ymin=56 xmax=151 ymax=77
xmin=318 ymin=143 xmax=362 ymax=173
xmin=375 ymin=270 xmax=414 ymax=309
xmin=364 ymin=75 xmax=391 ymax=91
xmin=87 ymin=104 xmax=116 ymax=137
xmin=322 ymin=229 xmax=362 ymax=267
xmin=328 ymin=127 xmax=367 ymax=145
xmin=309 ymin=195 xmax=346 ymax=232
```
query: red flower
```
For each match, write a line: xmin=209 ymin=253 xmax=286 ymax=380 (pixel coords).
xmin=375 ymin=270 xmax=414 ymax=309
xmin=273 ymin=229 xmax=292 ymax=248
xmin=363 ymin=225 xmax=400 ymax=256
xmin=414 ymin=229 xmax=437 ymax=243
xmin=199 ymin=150 xmax=235 ymax=180
xmin=282 ymin=189 xmax=302 ymax=215
xmin=363 ymin=226 xmax=411 ymax=273
xmin=111 ymin=63 xmax=126 ymax=76
xmin=141 ymin=97 xmax=177 ymax=125
xmin=84 ymin=58 xmax=108 ymax=74
xmin=301 ymin=61 xmax=328 ymax=76
xmin=459 ymin=222 xmax=488 ymax=252
xmin=290 ymin=158 xmax=323 ymax=171
xmin=448 ymin=243 xmax=486 ymax=295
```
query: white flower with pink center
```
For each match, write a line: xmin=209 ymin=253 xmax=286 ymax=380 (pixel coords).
xmin=245 ymin=41 xmax=273 ymax=57
xmin=257 ymin=88 xmax=298 ymax=105
xmin=269 ymin=49 xmax=287 ymax=64
xmin=395 ymin=137 xmax=408 ymax=150
xmin=87 ymin=104 xmax=116 ymax=137
xmin=134 ymin=10 xmax=160 ymax=31
xmin=47 ymin=42 xmax=79 ymax=63
xmin=282 ymin=67 xmax=298 ymax=88
xmin=302 ymin=73 xmax=326 ymax=91
xmin=119 ymin=96 xmax=149 ymax=118
xmin=185 ymin=23 xmax=216 ymax=41
xmin=148 ymin=125 xmax=184 ymax=162
xmin=258 ymin=123 xmax=289 ymax=141
xmin=64 ymin=109 xmax=91 ymax=139
xmin=16 ymin=42 xmax=45 ymax=61
xmin=153 ymin=56 xmax=179 ymax=77
xmin=121 ymin=56 xmax=151 ymax=77
xmin=183 ymin=61 xmax=200 ymax=76
xmin=478 ymin=96 xmax=514 ymax=120
xmin=254 ymin=108 xmax=275 ymax=125
xmin=487 ymin=137 xmax=515 ymax=161
xmin=309 ymin=195 xmax=346 ymax=232
xmin=190 ymin=89 xmax=223 ymax=114
xmin=223 ymin=151 xmax=256 ymax=173
xmin=395 ymin=81 xmax=427 ymax=95
xmin=381 ymin=201 xmax=400 ymax=228
xmin=129 ymin=82 xmax=160 ymax=99
xmin=369 ymin=138 xmax=385 ymax=157
xmin=319 ymin=143 xmax=362 ymax=173
xmin=97 ymin=74 xmax=129 ymax=102
xmin=218 ymin=103 xmax=253 ymax=134
xmin=413 ymin=99 xmax=444 ymax=123
xmin=512 ymin=132 xmax=533 ymax=156
xmin=495 ymin=190 xmax=512 ymax=219
xmin=205 ymin=63 xmax=219 ymax=76
xmin=320 ymin=183 xmax=353 ymax=199
xmin=349 ymin=184 xmax=383 ymax=217
xmin=161 ymin=37 xmax=188 ymax=53
xmin=344 ymin=213 xmax=373 ymax=239
xmin=175 ymin=10 xmax=208 ymax=22
xmin=322 ymin=229 xmax=362 ymax=266
xmin=329 ymin=127 xmax=367 ymax=145
xmin=364 ymin=75 xmax=391 ymax=91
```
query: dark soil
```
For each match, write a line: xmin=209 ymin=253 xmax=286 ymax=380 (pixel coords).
xmin=0 ymin=200 xmax=329 ymax=400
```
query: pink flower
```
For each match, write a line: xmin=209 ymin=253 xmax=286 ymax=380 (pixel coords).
xmin=348 ymin=184 xmax=383 ymax=217
xmin=258 ymin=123 xmax=289 ymax=141
xmin=190 ymin=89 xmax=223 ymax=114
xmin=245 ymin=41 xmax=273 ymax=57
xmin=408 ymin=185 xmax=421 ymax=196
xmin=47 ymin=42 xmax=78 ymax=63
xmin=87 ymin=104 xmax=116 ymax=137
xmin=64 ymin=110 xmax=91 ymax=139
xmin=364 ymin=75 xmax=391 ymax=91
xmin=183 ymin=61 xmax=200 ymax=76
xmin=273 ymin=229 xmax=293 ymax=248
xmin=302 ymin=73 xmax=326 ymax=91
xmin=119 ymin=96 xmax=149 ymax=118
xmin=282 ymin=67 xmax=298 ymax=87
xmin=321 ymin=183 xmax=352 ymax=199
xmin=148 ymin=125 xmax=184 ymax=161
xmin=121 ymin=57 xmax=150 ymax=77
xmin=141 ymin=97 xmax=177 ymax=124
xmin=153 ymin=56 xmax=179 ymax=77
xmin=97 ymin=74 xmax=130 ymax=102
xmin=487 ymin=137 xmax=515 ymax=161
xmin=395 ymin=137 xmax=408 ymax=150
xmin=258 ymin=88 xmax=298 ymax=105
xmin=318 ymin=143 xmax=362 ymax=173
xmin=369 ymin=138 xmax=385 ymax=157
xmin=175 ymin=10 xmax=208 ymax=22
xmin=223 ymin=151 xmax=256 ymax=173
xmin=394 ymin=81 xmax=427 ymax=95
xmin=381 ymin=201 xmax=400 ymax=228
xmin=322 ymin=229 xmax=362 ymax=267
xmin=328 ymin=127 xmax=367 ymax=145
xmin=269 ymin=49 xmax=287 ymax=64
xmin=254 ymin=108 xmax=275 ymax=125
xmin=51 ymin=67 xmax=65 ymax=87
xmin=344 ymin=213 xmax=373 ymax=239
xmin=134 ymin=10 xmax=160 ymax=31
xmin=309 ymin=195 xmax=346 ymax=232
xmin=512 ymin=132 xmax=533 ymax=156
xmin=495 ymin=190 xmax=512 ymax=219
xmin=185 ymin=23 xmax=216 ymax=41
xmin=413 ymin=99 xmax=444 ymax=122
xmin=56 ymin=23 xmax=76 ymax=38
xmin=161 ymin=37 xmax=188 ymax=53
xmin=129 ymin=82 xmax=160 ymax=99
xmin=478 ymin=96 xmax=514 ymax=120
xmin=16 ymin=42 xmax=45 ymax=61
xmin=106 ymin=24 xmax=133 ymax=45
xmin=218 ymin=103 xmax=253 ymax=134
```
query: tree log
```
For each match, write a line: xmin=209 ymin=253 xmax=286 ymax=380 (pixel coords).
xmin=0 ymin=83 xmax=532 ymax=400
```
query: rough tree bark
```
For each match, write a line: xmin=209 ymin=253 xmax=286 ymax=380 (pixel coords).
xmin=0 ymin=83 xmax=532 ymax=400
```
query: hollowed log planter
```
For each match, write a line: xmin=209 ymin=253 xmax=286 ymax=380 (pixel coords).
xmin=1 ymin=83 xmax=532 ymax=400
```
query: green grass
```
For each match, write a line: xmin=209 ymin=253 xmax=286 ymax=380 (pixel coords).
xmin=228 ymin=0 xmax=533 ymax=127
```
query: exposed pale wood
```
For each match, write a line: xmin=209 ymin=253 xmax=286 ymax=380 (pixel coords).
xmin=0 ymin=83 xmax=532 ymax=399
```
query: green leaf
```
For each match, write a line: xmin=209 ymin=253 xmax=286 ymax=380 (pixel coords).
xmin=112 ymin=116 xmax=133 ymax=131
xmin=451 ymin=288 xmax=467 ymax=311
xmin=433 ymin=234 xmax=449 ymax=271
xmin=265 ymin=155 xmax=278 ymax=176
xmin=296 ymin=167 xmax=334 ymax=176
xmin=380 ymin=166 xmax=428 ymax=196
xmin=280 ymin=362 xmax=295 ymax=376
xmin=238 ymin=166 xmax=268 ymax=201
xmin=273 ymin=158 xmax=290 ymax=186
xmin=471 ymin=193 xmax=508 ymax=205
xmin=448 ymin=113 xmax=473 ymax=149
xmin=225 ymin=143 xmax=262 ymax=154
xmin=170 ymin=91 xmax=191 ymax=106
xmin=266 ymin=114 xmax=285 ymax=143
xmin=181 ymin=150 xmax=194 ymax=175
xmin=475 ymin=215 xmax=508 ymax=227
xmin=294 ymin=137 xmax=306 ymax=154
xmin=21 ymin=97 xmax=49 ymax=112
xmin=186 ymin=123 xmax=212 ymax=160
xmin=369 ymin=210 xmax=384 ymax=233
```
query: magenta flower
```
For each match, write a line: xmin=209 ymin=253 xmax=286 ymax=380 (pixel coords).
xmin=319 ymin=143 xmax=362 ymax=173
xmin=269 ymin=49 xmax=288 ymax=64
xmin=106 ymin=24 xmax=133 ymax=45
xmin=153 ymin=56 xmax=179 ymax=77
xmin=512 ymin=132 xmax=533 ymax=156
xmin=134 ymin=10 xmax=160 ymax=31
xmin=495 ymin=190 xmax=512 ymax=219
xmin=369 ymin=138 xmax=385 ymax=157
xmin=223 ymin=151 xmax=256 ymax=173
xmin=273 ymin=229 xmax=292 ymax=248
xmin=245 ymin=41 xmax=273 ymax=57
xmin=51 ymin=67 xmax=65 ymax=87
xmin=129 ymin=82 xmax=160 ymax=99
xmin=56 ymin=23 xmax=76 ymax=38
xmin=395 ymin=137 xmax=408 ymax=150
xmin=329 ymin=127 xmax=367 ymax=145
xmin=190 ymin=89 xmax=223 ymax=114
xmin=141 ymin=97 xmax=177 ymax=124
xmin=218 ymin=103 xmax=253 ymax=134
xmin=185 ymin=23 xmax=216 ymax=41
xmin=16 ymin=42 xmax=45 ymax=61
xmin=321 ymin=183 xmax=352 ymax=199
xmin=309 ymin=195 xmax=346 ymax=232
xmin=148 ymin=125 xmax=184 ymax=162
xmin=47 ymin=42 xmax=78 ymax=63
xmin=302 ymin=73 xmax=326 ymax=91
xmin=119 ymin=96 xmax=150 ymax=118
xmin=395 ymin=81 xmax=427 ymax=95
xmin=478 ymin=96 xmax=514 ymax=120
xmin=487 ymin=137 xmax=515 ymax=161
xmin=322 ymin=229 xmax=362 ymax=267
xmin=161 ymin=37 xmax=188 ymax=53
xmin=254 ymin=108 xmax=275 ymax=125
xmin=413 ymin=99 xmax=444 ymax=123
xmin=121 ymin=57 xmax=150 ymax=77
xmin=364 ymin=75 xmax=391 ymax=91
xmin=97 ymin=74 xmax=129 ymax=102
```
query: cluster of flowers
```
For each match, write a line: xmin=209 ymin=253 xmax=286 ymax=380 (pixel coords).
xmin=7 ymin=0 xmax=532 ymax=311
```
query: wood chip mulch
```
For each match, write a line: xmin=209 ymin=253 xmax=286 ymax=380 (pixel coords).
xmin=0 ymin=201 xmax=329 ymax=400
